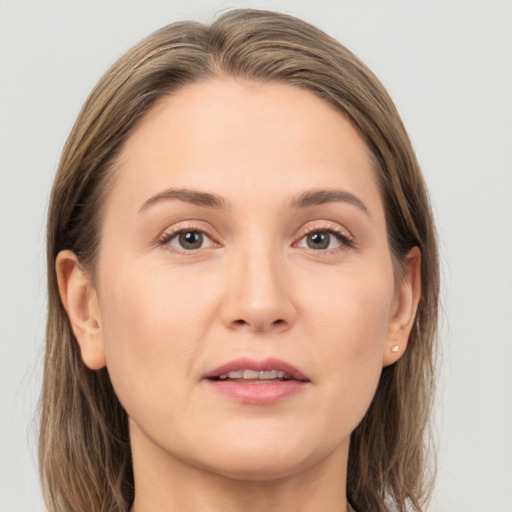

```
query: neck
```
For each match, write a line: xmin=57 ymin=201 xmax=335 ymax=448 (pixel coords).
xmin=129 ymin=422 xmax=351 ymax=512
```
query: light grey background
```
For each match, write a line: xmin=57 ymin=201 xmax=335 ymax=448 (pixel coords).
xmin=1 ymin=1 xmax=511 ymax=511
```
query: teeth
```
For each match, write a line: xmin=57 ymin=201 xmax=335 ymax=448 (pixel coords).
xmin=243 ymin=369 xmax=259 ymax=379
xmin=217 ymin=369 xmax=291 ymax=380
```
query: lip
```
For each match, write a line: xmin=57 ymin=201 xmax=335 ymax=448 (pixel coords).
xmin=204 ymin=357 xmax=309 ymax=381
xmin=203 ymin=357 xmax=310 ymax=405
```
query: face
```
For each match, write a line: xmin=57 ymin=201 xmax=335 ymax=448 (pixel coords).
xmin=63 ymin=78 xmax=417 ymax=482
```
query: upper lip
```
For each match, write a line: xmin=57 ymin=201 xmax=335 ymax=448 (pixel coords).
xmin=204 ymin=357 xmax=309 ymax=381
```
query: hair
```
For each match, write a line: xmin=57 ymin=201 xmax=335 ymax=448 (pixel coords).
xmin=40 ymin=9 xmax=439 ymax=512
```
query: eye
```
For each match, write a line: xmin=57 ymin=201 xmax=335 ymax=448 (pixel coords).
xmin=159 ymin=229 xmax=217 ymax=252
xmin=174 ymin=231 xmax=205 ymax=250
xmin=297 ymin=230 xmax=342 ymax=250
xmin=294 ymin=226 xmax=353 ymax=252
xmin=309 ymin=231 xmax=337 ymax=249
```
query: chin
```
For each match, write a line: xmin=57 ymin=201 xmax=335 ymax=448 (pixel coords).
xmin=200 ymin=454 xmax=314 ymax=482
xmin=189 ymin=434 xmax=334 ymax=482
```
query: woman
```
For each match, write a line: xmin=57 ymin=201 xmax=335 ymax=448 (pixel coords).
xmin=39 ymin=9 xmax=439 ymax=512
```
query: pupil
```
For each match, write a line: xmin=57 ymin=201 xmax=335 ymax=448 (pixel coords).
xmin=179 ymin=231 xmax=203 ymax=249
xmin=307 ymin=231 xmax=330 ymax=250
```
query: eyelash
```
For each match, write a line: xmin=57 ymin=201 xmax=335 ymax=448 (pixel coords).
xmin=157 ymin=222 xmax=354 ymax=255
xmin=157 ymin=223 xmax=219 ymax=254
xmin=293 ymin=222 xmax=354 ymax=255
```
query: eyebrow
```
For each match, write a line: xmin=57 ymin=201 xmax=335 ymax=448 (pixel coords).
xmin=138 ymin=186 xmax=369 ymax=216
xmin=291 ymin=189 xmax=370 ymax=215
xmin=139 ymin=188 xmax=229 ymax=212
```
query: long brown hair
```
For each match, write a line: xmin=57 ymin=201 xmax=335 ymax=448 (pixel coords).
xmin=40 ymin=9 xmax=439 ymax=512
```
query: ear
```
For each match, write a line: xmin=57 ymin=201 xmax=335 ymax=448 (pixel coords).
xmin=382 ymin=246 xmax=421 ymax=367
xmin=56 ymin=250 xmax=106 ymax=370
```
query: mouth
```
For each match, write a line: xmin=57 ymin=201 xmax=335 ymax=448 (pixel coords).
xmin=213 ymin=369 xmax=295 ymax=382
xmin=205 ymin=357 xmax=309 ymax=382
xmin=204 ymin=358 xmax=310 ymax=404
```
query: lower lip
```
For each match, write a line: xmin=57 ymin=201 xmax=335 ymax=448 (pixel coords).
xmin=205 ymin=379 xmax=308 ymax=405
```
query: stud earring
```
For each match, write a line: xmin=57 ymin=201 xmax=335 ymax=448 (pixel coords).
xmin=391 ymin=345 xmax=400 ymax=353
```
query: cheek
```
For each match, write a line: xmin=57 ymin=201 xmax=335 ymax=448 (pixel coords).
xmin=304 ymin=265 xmax=394 ymax=417
xmin=307 ymin=264 xmax=393 ymax=354
xmin=95 ymin=258 xmax=218 ymax=415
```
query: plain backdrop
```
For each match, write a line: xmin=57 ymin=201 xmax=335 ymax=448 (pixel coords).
xmin=1 ymin=1 xmax=511 ymax=511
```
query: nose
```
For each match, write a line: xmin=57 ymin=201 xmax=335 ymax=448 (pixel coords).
xmin=221 ymin=244 xmax=297 ymax=334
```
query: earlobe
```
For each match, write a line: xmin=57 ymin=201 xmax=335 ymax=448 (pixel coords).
xmin=383 ymin=247 xmax=421 ymax=367
xmin=56 ymin=250 xmax=106 ymax=370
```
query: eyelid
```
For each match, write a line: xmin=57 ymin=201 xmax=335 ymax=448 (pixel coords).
xmin=157 ymin=221 xmax=221 ymax=253
xmin=293 ymin=221 xmax=355 ymax=250
xmin=155 ymin=219 xmax=354 ymax=254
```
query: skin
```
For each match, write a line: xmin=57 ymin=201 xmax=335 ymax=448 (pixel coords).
xmin=57 ymin=78 xmax=421 ymax=512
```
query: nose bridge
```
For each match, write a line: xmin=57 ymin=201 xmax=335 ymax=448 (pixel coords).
xmin=222 ymin=234 xmax=295 ymax=332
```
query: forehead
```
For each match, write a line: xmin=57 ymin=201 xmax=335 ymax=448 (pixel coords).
xmin=109 ymin=78 xmax=382 ymax=218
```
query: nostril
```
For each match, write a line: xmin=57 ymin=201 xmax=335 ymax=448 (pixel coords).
xmin=231 ymin=318 xmax=287 ymax=331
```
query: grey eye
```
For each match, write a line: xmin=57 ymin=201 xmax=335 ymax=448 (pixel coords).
xmin=295 ymin=229 xmax=345 ymax=251
xmin=306 ymin=231 xmax=331 ymax=250
xmin=176 ymin=231 xmax=204 ymax=250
